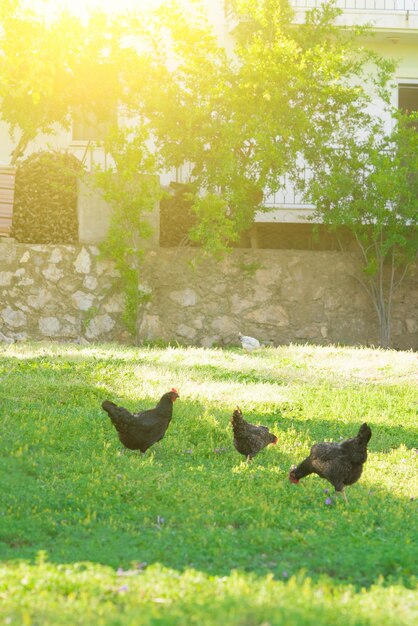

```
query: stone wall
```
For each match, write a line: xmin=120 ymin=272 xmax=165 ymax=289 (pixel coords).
xmin=0 ymin=241 xmax=417 ymax=349
xmin=0 ymin=240 xmax=128 ymax=343
xmin=138 ymin=248 xmax=418 ymax=350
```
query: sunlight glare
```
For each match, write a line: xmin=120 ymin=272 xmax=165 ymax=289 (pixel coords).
xmin=26 ymin=0 xmax=165 ymax=18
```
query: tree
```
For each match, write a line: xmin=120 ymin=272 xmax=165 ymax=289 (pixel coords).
xmin=0 ymin=0 xmax=162 ymax=337
xmin=122 ymin=0 xmax=414 ymax=346
xmin=95 ymin=128 xmax=162 ymax=338
xmin=3 ymin=0 xmax=411 ymax=344
xmin=122 ymin=0 xmax=393 ymax=255
xmin=299 ymin=111 xmax=418 ymax=348
xmin=0 ymin=0 xmax=127 ymax=163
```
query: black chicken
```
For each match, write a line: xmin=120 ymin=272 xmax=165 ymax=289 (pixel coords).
xmin=102 ymin=388 xmax=179 ymax=453
xmin=231 ymin=406 xmax=278 ymax=461
xmin=289 ymin=422 xmax=372 ymax=502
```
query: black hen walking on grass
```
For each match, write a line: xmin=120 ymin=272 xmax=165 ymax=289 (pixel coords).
xmin=231 ymin=406 xmax=278 ymax=461
xmin=102 ymin=388 xmax=179 ymax=453
xmin=289 ymin=422 xmax=372 ymax=502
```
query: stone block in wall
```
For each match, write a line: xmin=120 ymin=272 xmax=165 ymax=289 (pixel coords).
xmin=169 ymin=288 xmax=197 ymax=307
xmin=0 ymin=241 xmax=127 ymax=344
xmin=212 ymin=316 xmax=238 ymax=337
xmin=85 ymin=314 xmax=115 ymax=339
xmin=138 ymin=313 xmax=163 ymax=340
xmin=42 ymin=265 xmax=64 ymax=282
xmin=27 ymin=289 xmax=52 ymax=310
xmin=39 ymin=317 xmax=61 ymax=336
xmin=0 ymin=271 xmax=13 ymax=286
xmin=1 ymin=306 xmax=27 ymax=328
xmin=0 ymin=237 xmax=17 ymax=263
xmin=246 ymin=304 xmax=289 ymax=327
xmin=71 ymin=290 xmax=95 ymax=311
xmin=406 ymin=318 xmax=417 ymax=334
xmin=74 ymin=247 xmax=92 ymax=273
xmin=177 ymin=324 xmax=198 ymax=340
xmin=230 ymin=294 xmax=252 ymax=314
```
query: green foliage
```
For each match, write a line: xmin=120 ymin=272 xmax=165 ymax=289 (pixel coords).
xmin=236 ymin=260 xmax=266 ymax=276
xmin=0 ymin=342 xmax=417 ymax=625
xmin=0 ymin=1 xmax=133 ymax=162
xmin=159 ymin=183 xmax=197 ymax=247
xmin=300 ymin=111 xmax=418 ymax=347
xmin=0 ymin=1 xmax=75 ymax=161
xmin=1 ymin=0 xmax=398 ymax=261
xmin=81 ymin=306 xmax=100 ymax=332
xmin=188 ymin=194 xmax=240 ymax=258
xmin=1 ymin=561 xmax=417 ymax=626
xmin=95 ymin=128 xmax=162 ymax=337
xmin=123 ymin=0 xmax=394 ymax=256
xmin=11 ymin=150 xmax=82 ymax=244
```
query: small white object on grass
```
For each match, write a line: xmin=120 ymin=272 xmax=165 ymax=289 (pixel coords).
xmin=238 ymin=332 xmax=261 ymax=352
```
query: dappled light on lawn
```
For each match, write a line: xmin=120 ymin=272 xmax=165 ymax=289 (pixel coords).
xmin=1 ymin=559 xmax=416 ymax=626
xmin=0 ymin=342 xmax=416 ymax=625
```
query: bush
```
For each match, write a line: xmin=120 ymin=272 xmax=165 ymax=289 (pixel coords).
xmin=159 ymin=182 xmax=196 ymax=247
xmin=12 ymin=151 xmax=83 ymax=244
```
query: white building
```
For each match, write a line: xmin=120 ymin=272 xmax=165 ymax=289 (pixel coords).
xmin=223 ymin=1 xmax=418 ymax=225
xmin=1 ymin=0 xmax=417 ymax=241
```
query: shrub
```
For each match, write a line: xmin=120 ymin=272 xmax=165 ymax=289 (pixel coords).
xmin=12 ymin=151 xmax=83 ymax=244
xmin=159 ymin=182 xmax=196 ymax=247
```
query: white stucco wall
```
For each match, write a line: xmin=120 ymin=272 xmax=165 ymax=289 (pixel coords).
xmin=0 ymin=121 xmax=72 ymax=166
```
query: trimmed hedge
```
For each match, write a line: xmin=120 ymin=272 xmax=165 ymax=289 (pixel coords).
xmin=12 ymin=151 xmax=83 ymax=244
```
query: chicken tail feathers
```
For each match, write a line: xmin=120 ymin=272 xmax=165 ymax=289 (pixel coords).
xmin=101 ymin=400 xmax=135 ymax=428
xmin=357 ymin=422 xmax=372 ymax=446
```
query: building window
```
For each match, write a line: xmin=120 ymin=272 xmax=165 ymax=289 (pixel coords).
xmin=398 ymin=83 xmax=418 ymax=114
xmin=72 ymin=106 xmax=117 ymax=142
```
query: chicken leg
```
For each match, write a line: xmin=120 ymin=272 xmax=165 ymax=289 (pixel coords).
xmin=336 ymin=487 xmax=349 ymax=504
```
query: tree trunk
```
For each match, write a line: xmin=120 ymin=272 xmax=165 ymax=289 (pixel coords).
xmin=10 ymin=133 xmax=30 ymax=165
xmin=349 ymin=236 xmax=398 ymax=349
xmin=376 ymin=303 xmax=391 ymax=349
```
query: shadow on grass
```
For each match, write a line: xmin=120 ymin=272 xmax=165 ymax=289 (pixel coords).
xmin=276 ymin=414 xmax=418 ymax=454
xmin=0 ymin=349 xmax=320 ymax=393
xmin=0 ymin=437 xmax=416 ymax=589
xmin=0 ymin=352 xmax=416 ymax=590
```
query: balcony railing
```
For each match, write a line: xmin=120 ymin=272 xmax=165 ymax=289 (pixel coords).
xmin=263 ymin=169 xmax=314 ymax=210
xmin=225 ymin=1 xmax=418 ymax=15
xmin=290 ymin=1 xmax=417 ymax=10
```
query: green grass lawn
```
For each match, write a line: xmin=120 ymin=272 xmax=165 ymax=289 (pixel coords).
xmin=0 ymin=342 xmax=417 ymax=625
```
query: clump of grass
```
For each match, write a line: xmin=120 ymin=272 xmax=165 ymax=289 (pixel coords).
xmin=0 ymin=342 xmax=417 ymax=625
